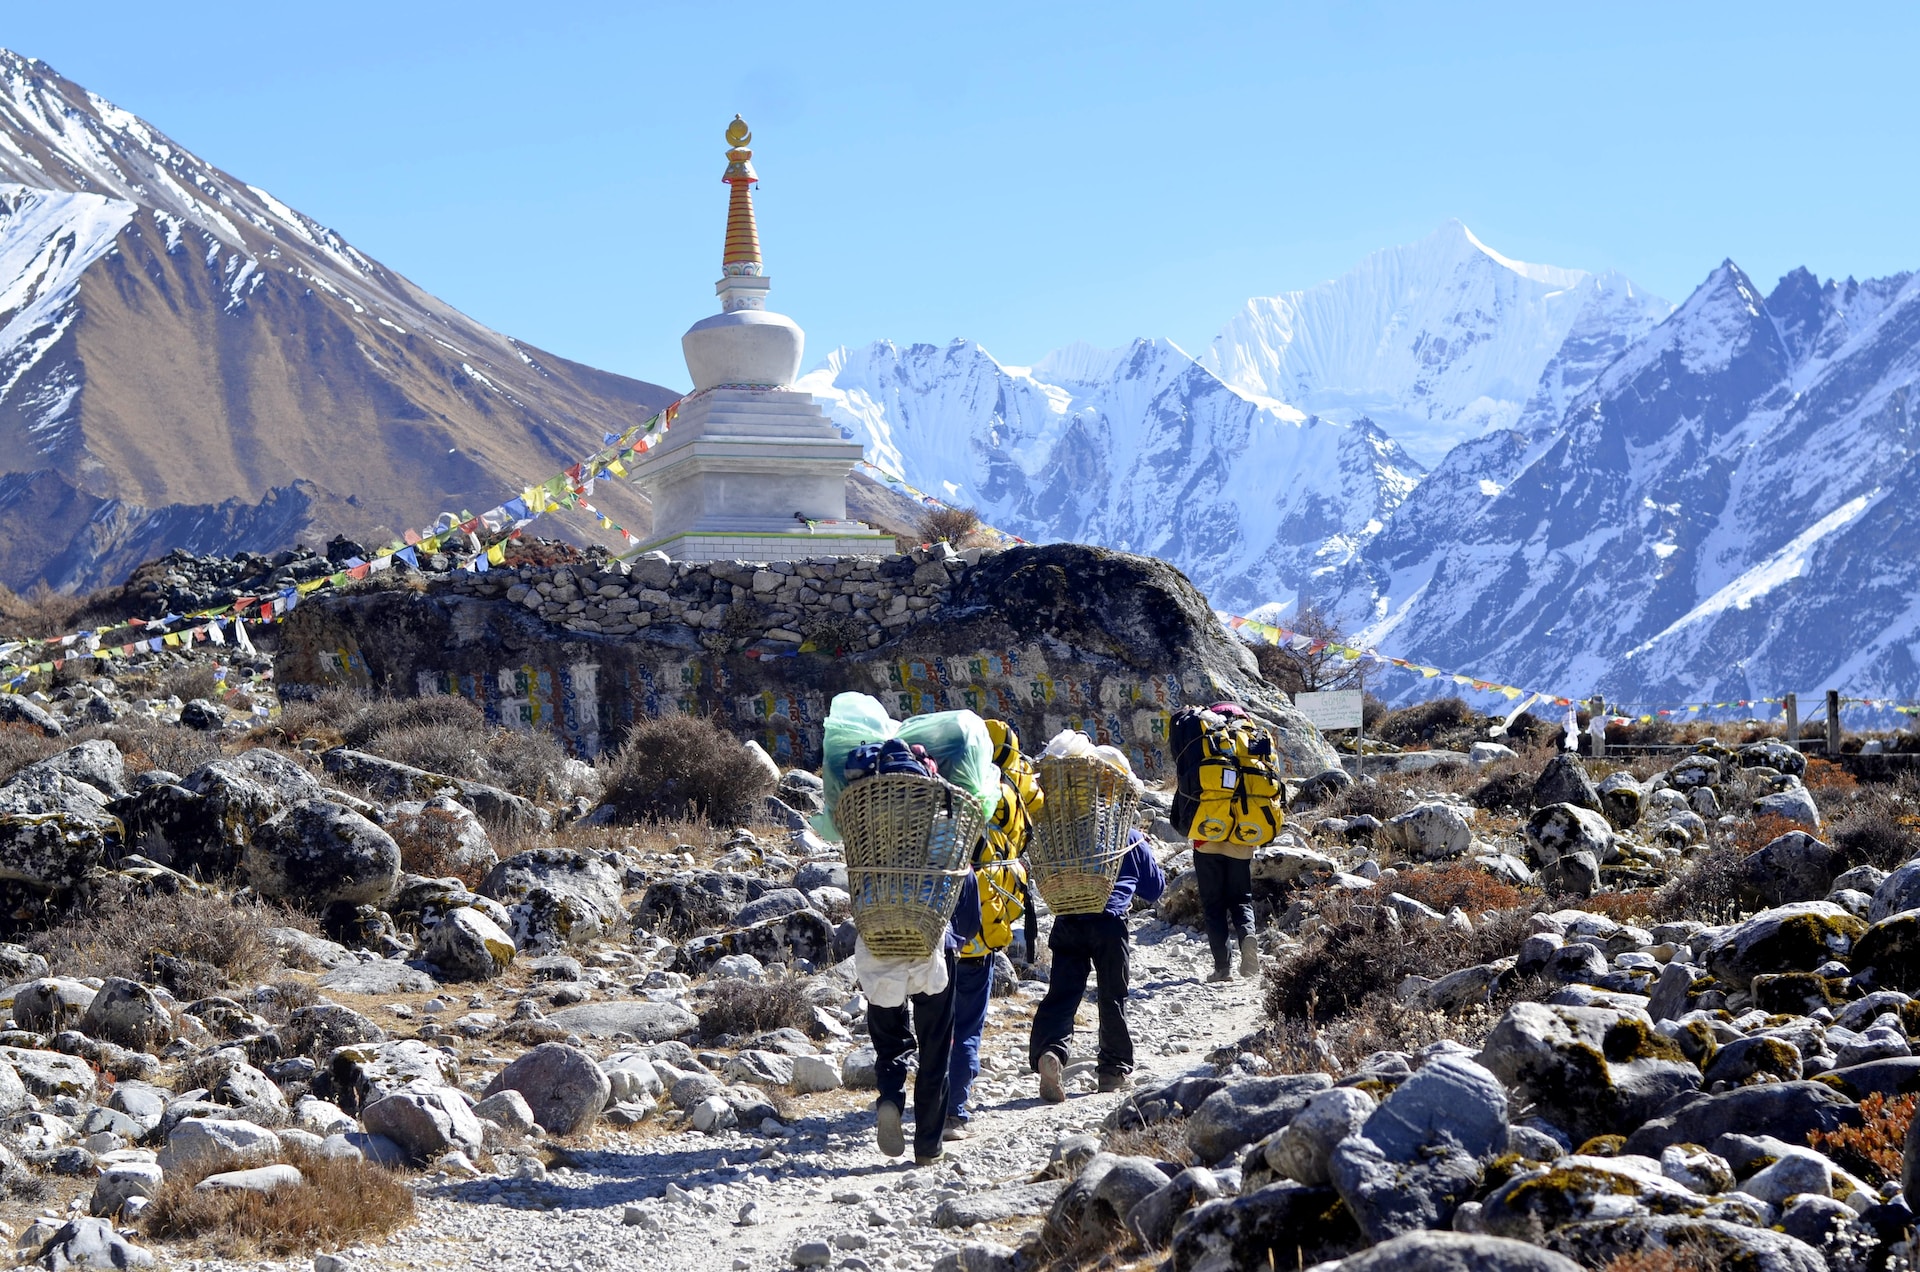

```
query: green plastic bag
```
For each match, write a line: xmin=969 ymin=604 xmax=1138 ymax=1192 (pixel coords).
xmin=814 ymin=692 xmax=1001 ymax=842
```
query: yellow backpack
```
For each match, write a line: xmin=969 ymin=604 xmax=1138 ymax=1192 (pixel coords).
xmin=1179 ymin=710 xmax=1285 ymax=848
xmin=962 ymin=721 xmax=1041 ymax=957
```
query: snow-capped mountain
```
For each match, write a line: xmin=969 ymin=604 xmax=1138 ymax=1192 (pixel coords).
xmin=1202 ymin=221 xmax=1672 ymax=465
xmin=1323 ymin=260 xmax=1920 ymax=705
xmin=0 ymin=50 xmax=676 ymax=593
xmin=798 ymin=337 xmax=1422 ymax=613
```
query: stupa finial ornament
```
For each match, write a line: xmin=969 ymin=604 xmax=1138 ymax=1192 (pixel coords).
xmin=721 ymin=115 xmax=762 ymax=282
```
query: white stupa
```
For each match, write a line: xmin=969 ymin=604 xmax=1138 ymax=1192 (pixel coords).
xmin=629 ymin=116 xmax=891 ymax=562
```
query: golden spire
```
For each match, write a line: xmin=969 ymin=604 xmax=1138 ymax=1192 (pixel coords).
xmin=721 ymin=115 xmax=761 ymax=273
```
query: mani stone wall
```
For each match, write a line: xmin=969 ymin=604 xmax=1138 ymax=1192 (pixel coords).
xmin=274 ymin=542 xmax=1341 ymax=781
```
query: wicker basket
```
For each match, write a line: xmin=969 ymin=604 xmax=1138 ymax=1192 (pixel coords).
xmin=1029 ymin=754 xmax=1142 ymax=915
xmin=838 ymin=773 xmax=986 ymax=959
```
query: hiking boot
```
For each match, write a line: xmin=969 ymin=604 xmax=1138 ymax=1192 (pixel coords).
xmin=1239 ymin=934 xmax=1260 ymax=979
xmin=1036 ymin=1052 xmax=1066 ymax=1104
xmin=942 ymin=1117 xmax=971 ymax=1142
xmin=875 ymin=1099 xmax=905 ymax=1157
xmin=915 ymin=1145 xmax=945 ymax=1167
xmin=1206 ymin=964 xmax=1232 ymax=983
xmin=1097 ymin=1071 xmax=1127 ymax=1094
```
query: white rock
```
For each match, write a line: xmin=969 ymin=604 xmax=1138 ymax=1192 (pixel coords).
xmin=196 ymin=1164 xmax=303 ymax=1193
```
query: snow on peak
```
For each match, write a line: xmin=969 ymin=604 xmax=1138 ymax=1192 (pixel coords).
xmin=1202 ymin=222 xmax=1669 ymax=464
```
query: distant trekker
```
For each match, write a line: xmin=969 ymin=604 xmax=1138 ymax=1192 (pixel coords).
xmin=1169 ymin=702 xmax=1286 ymax=981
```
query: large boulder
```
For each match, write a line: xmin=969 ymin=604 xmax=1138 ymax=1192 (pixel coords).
xmin=1327 ymin=1057 xmax=1506 ymax=1241
xmin=483 ymin=1042 xmax=610 ymax=1135
xmin=1477 ymin=1002 xmax=1698 ymax=1145
xmin=1595 ymin=772 xmax=1643 ymax=830
xmin=17 ymin=741 xmax=126 ymax=799
xmin=77 ymin=978 xmax=173 ymax=1050
xmin=0 ymin=695 xmax=61 ymax=737
xmin=1545 ymin=1215 xmax=1826 ymax=1272
xmin=176 ymin=749 xmax=327 ymax=875
xmin=244 ymin=799 xmax=401 ymax=909
xmin=1185 ymin=1074 xmax=1332 ymax=1165
xmin=480 ymin=849 xmax=624 ymax=952
xmin=1524 ymin=803 xmax=1616 ymax=869
xmin=1846 ymin=908 xmax=1920 ymax=989
xmin=676 ymin=910 xmax=838 ymax=973
xmin=322 ymin=748 xmax=545 ymax=831
xmin=1167 ymin=1182 xmax=1361 ymax=1272
xmin=1313 ymin=1232 xmax=1581 ymax=1272
xmin=361 ymin=1086 xmax=485 ymax=1161
xmin=544 ymin=1000 xmax=698 ymax=1042
xmin=1378 ymin=804 xmax=1473 ymax=861
xmin=1742 ymin=739 xmax=1808 ymax=778
xmin=0 ymin=767 xmax=120 ymax=921
xmin=1478 ymin=1154 xmax=1704 ymax=1237
xmin=1621 ymin=1080 xmax=1858 ymax=1157
xmin=1738 ymin=832 xmax=1839 ymax=910
xmin=157 ymin=1116 xmax=281 ymax=1172
xmin=1700 ymin=901 xmax=1865 ymax=988
xmin=1267 ymin=1087 xmax=1375 ymax=1186
xmin=1532 ymin=754 xmax=1601 ymax=813
xmin=1754 ymin=781 xmax=1822 ymax=831
xmin=386 ymin=796 xmax=497 ymax=879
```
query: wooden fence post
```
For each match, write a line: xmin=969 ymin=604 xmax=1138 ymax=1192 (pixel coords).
xmin=1827 ymin=689 xmax=1842 ymax=758
xmin=1784 ymin=693 xmax=1799 ymax=752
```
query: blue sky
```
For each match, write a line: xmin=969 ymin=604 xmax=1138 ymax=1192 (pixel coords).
xmin=8 ymin=2 xmax=1918 ymax=390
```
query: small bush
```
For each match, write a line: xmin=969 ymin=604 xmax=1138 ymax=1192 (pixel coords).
xmin=1385 ymin=865 xmax=1528 ymax=916
xmin=79 ymin=720 xmax=223 ymax=777
xmin=1803 ymin=757 xmax=1858 ymax=794
xmin=1317 ymin=778 xmax=1411 ymax=824
xmin=1811 ymin=1090 xmax=1916 ymax=1185
xmin=158 ymin=663 xmax=222 ymax=704
xmin=916 ymin=505 xmax=983 ymax=548
xmin=389 ymin=802 xmax=491 ymax=889
xmin=1102 ymin=1116 xmax=1196 ymax=1167
xmin=600 ymin=713 xmax=774 ymax=825
xmin=364 ymin=723 xmax=485 ymax=780
xmin=1373 ymin=697 xmax=1479 ymax=749
xmin=698 ymin=978 xmax=812 ymax=1039
xmin=28 ymin=885 xmax=313 ymax=996
xmin=1831 ymin=799 xmax=1920 ymax=873
xmin=1653 ymin=846 xmax=1744 ymax=924
xmin=483 ymin=727 xmax=574 ymax=800
xmin=1265 ymin=890 xmax=1533 ymax=1024
xmin=341 ymin=694 xmax=486 ymax=751
xmin=0 ymin=724 xmax=67 ymax=782
xmin=141 ymin=1145 xmax=413 ymax=1256
xmin=1470 ymin=770 xmax=1534 ymax=812
xmin=1581 ymin=890 xmax=1661 ymax=924
xmin=1733 ymin=813 xmax=1807 ymax=856
xmin=271 ymin=688 xmax=370 ymax=748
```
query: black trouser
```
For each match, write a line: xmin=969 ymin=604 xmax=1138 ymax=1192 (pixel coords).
xmin=1029 ymin=913 xmax=1133 ymax=1077
xmin=1193 ymin=850 xmax=1255 ymax=969
xmin=868 ymin=948 xmax=957 ymax=1157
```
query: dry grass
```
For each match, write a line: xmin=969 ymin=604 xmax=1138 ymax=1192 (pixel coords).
xmin=1384 ymin=865 xmax=1529 ymax=915
xmin=1652 ymin=846 xmax=1744 ymax=925
xmin=389 ymin=802 xmax=490 ymax=889
xmin=1811 ymin=1091 xmax=1916 ymax=1185
xmin=599 ymin=712 xmax=774 ymax=826
xmin=364 ymin=722 xmax=485 ymax=779
xmin=1580 ymin=890 xmax=1662 ymax=924
xmin=698 ymin=978 xmax=813 ymax=1040
xmin=27 ymin=884 xmax=315 ymax=998
xmin=1830 ymin=782 xmax=1920 ymax=872
xmin=75 ymin=719 xmax=225 ymax=777
xmin=1102 ymin=1116 xmax=1197 ymax=1167
xmin=140 ymin=1145 xmax=413 ymax=1257
xmin=0 ymin=723 xmax=68 ymax=781
xmin=0 ymin=581 xmax=88 ymax=639
xmin=157 ymin=663 xmax=223 ymax=704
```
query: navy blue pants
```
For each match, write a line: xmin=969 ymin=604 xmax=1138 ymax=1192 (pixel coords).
xmin=946 ymin=955 xmax=993 ymax=1123
xmin=869 ymin=949 xmax=957 ymax=1158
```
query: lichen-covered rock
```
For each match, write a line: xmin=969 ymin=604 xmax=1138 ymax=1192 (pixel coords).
xmin=1525 ymin=804 xmax=1617 ymax=869
xmin=244 ymin=799 xmax=401 ymax=909
xmin=176 ymin=749 xmax=327 ymax=875
xmin=1532 ymin=754 xmax=1601 ymax=814
xmin=1313 ymin=1231 xmax=1582 ymax=1272
xmin=1622 ymin=1080 xmax=1858 ymax=1157
xmin=425 ymin=905 xmax=515 ymax=980
xmin=1700 ymin=901 xmax=1865 ymax=988
xmin=1850 ymin=907 xmax=1920 ymax=989
xmin=10 ymin=977 xmax=97 ymax=1033
xmin=18 ymin=741 xmax=126 ymax=799
xmin=1379 ymin=804 xmax=1473 ymax=861
xmin=361 ymin=1086 xmax=484 ymax=1161
xmin=323 ymin=748 xmax=546 ymax=831
xmin=1701 ymin=1033 xmax=1803 ymax=1085
xmin=1167 ymin=1181 xmax=1362 ymax=1272
xmin=1477 ymin=1003 xmax=1698 ymax=1144
xmin=1742 ymin=739 xmax=1808 ymax=779
xmin=157 ymin=1116 xmax=281 ymax=1173
xmin=1595 ymin=772 xmax=1643 ymax=830
xmin=77 ymin=977 xmax=173 ymax=1050
xmin=1478 ymin=1154 xmax=1709 ymax=1237
xmin=1267 ymin=1087 xmax=1376 ymax=1186
xmin=480 ymin=849 xmax=623 ymax=951
xmin=676 ymin=910 xmax=837 ymax=973
xmin=1738 ymin=832 xmax=1839 ymax=910
xmin=1545 ymin=1215 xmax=1826 ymax=1272
xmin=0 ymin=1044 xmax=97 ymax=1101
xmin=1753 ymin=781 xmax=1822 ymax=831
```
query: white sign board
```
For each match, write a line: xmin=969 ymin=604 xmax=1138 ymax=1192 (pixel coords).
xmin=1293 ymin=689 xmax=1364 ymax=731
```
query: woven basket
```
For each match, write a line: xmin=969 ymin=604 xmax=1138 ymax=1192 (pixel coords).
xmin=1029 ymin=754 xmax=1142 ymax=915
xmin=838 ymin=773 xmax=986 ymax=959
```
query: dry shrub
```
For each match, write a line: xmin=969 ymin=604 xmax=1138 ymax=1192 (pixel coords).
xmin=1811 ymin=1091 xmax=1916 ymax=1185
xmin=158 ymin=663 xmax=222 ymax=704
xmin=1262 ymin=993 xmax=1517 ymax=1077
xmin=1601 ymin=1248 xmax=1723 ymax=1272
xmin=1653 ymin=846 xmax=1743 ymax=924
xmin=141 ymin=1145 xmax=413 ymax=1256
xmin=270 ymin=688 xmax=368 ymax=748
xmin=482 ymin=727 xmax=574 ymax=800
xmin=1804 ymin=757 xmax=1858 ymax=794
xmin=27 ymin=884 xmax=313 ymax=996
xmin=1581 ymin=890 xmax=1661 ymax=924
xmin=389 ymin=803 xmax=489 ymax=889
xmin=0 ymin=724 xmax=67 ymax=782
xmin=1317 ymin=778 xmax=1411 ymax=824
xmin=698 ymin=978 xmax=812 ymax=1039
xmin=364 ymin=722 xmax=484 ymax=779
xmin=600 ymin=712 xmax=774 ymax=825
xmin=342 ymin=694 xmax=486 ymax=751
xmin=1251 ymin=604 xmax=1363 ymax=697
xmin=1470 ymin=769 xmax=1535 ymax=812
xmin=0 ymin=581 xmax=87 ymax=639
xmin=916 ymin=504 xmax=983 ymax=548
xmin=1373 ymin=697 xmax=1480 ymax=750
xmin=1266 ymin=889 xmax=1534 ymax=1024
xmin=1733 ymin=813 xmax=1807 ymax=855
xmin=79 ymin=720 xmax=223 ymax=777
xmin=1831 ymin=797 xmax=1920 ymax=873
xmin=1385 ymin=865 xmax=1527 ymax=915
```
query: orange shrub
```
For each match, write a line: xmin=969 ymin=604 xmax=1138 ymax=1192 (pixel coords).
xmin=1582 ymin=890 xmax=1660 ymax=923
xmin=1811 ymin=1091 xmax=1916 ymax=1184
xmin=1735 ymin=813 xmax=1808 ymax=855
xmin=1804 ymin=757 xmax=1858 ymax=794
xmin=1381 ymin=865 xmax=1528 ymax=915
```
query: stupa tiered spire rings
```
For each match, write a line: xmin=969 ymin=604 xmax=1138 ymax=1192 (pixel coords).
xmin=627 ymin=114 xmax=889 ymax=563
xmin=721 ymin=115 xmax=762 ymax=284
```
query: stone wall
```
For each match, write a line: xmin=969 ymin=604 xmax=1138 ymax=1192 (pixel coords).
xmin=274 ymin=543 xmax=1341 ymax=780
